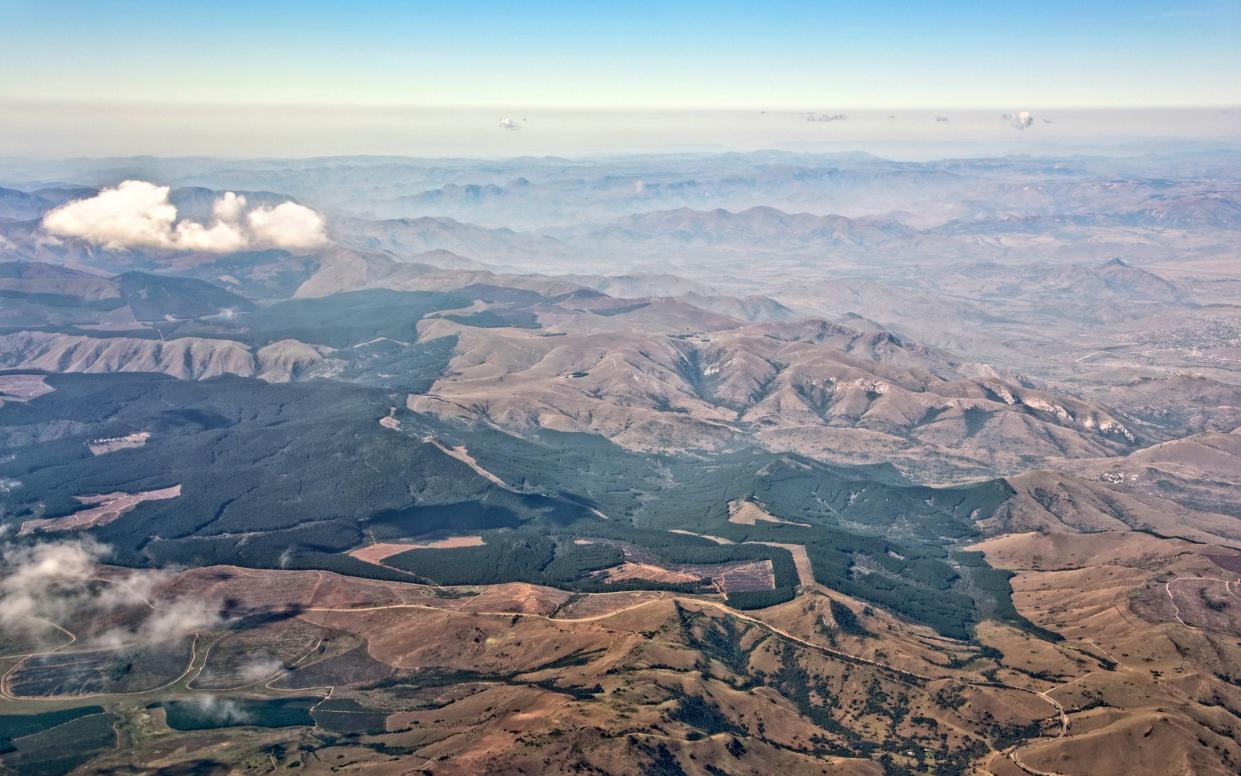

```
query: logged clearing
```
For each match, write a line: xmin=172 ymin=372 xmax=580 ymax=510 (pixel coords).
xmin=598 ymin=562 xmax=702 ymax=585
xmin=728 ymin=498 xmax=811 ymax=527
xmin=751 ymin=541 xmax=815 ymax=587
xmin=408 ymin=535 xmax=486 ymax=549
xmin=423 ymin=436 xmax=512 ymax=489
xmin=349 ymin=536 xmax=485 ymax=565
xmin=596 ymin=558 xmax=775 ymax=593
xmin=0 ymin=373 xmax=54 ymax=403
xmin=19 ymin=485 xmax=181 ymax=535
xmin=710 ymin=559 xmax=776 ymax=593
xmin=88 ymin=431 xmax=151 ymax=455
xmin=669 ymin=528 xmax=733 ymax=544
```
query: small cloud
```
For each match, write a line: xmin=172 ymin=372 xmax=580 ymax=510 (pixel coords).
xmin=183 ymin=695 xmax=253 ymax=724
xmin=1001 ymin=111 xmax=1035 ymax=130
xmin=0 ymin=537 xmax=222 ymax=649
xmin=499 ymin=117 xmax=521 ymax=131
xmin=236 ymin=655 xmax=285 ymax=684
xmin=0 ymin=538 xmax=103 ymax=638
xmin=246 ymin=202 xmax=328 ymax=252
xmin=42 ymin=181 xmax=326 ymax=254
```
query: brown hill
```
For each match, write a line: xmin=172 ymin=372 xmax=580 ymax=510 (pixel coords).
xmin=409 ymin=314 xmax=1138 ymax=479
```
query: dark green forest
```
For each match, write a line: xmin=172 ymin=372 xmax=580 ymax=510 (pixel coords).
xmin=0 ymin=369 xmax=1030 ymax=639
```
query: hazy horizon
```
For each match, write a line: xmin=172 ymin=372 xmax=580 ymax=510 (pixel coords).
xmin=2 ymin=104 xmax=1239 ymax=160
xmin=3 ymin=1 xmax=1238 ymax=157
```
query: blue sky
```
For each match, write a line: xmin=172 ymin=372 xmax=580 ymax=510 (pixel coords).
xmin=2 ymin=1 xmax=1239 ymax=109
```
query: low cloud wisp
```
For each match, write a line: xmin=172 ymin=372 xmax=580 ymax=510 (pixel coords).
xmin=0 ymin=537 xmax=220 ymax=648
xmin=41 ymin=181 xmax=327 ymax=253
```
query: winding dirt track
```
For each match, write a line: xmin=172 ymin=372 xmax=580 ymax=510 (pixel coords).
xmin=1163 ymin=574 xmax=1241 ymax=628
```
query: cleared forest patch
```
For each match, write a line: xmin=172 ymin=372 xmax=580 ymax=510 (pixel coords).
xmin=19 ymin=485 xmax=181 ymax=535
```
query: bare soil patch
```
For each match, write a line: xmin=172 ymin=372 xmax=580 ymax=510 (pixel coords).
xmin=598 ymin=562 xmax=702 ymax=585
xmin=728 ymin=498 xmax=811 ymax=527
xmin=0 ymin=373 xmax=53 ymax=403
xmin=668 ymin=529 xmax=733 ymax=544
xmin=19 ymin=485 xmax=181 ymax=535
xmin=595 ymin=557 xmax=775 ymax=593
xmin=348 ymin=536 xmax=485 ymax=566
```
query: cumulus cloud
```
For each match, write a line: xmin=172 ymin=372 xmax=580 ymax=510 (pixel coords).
xmin=212 ymin=191 xmax=247 ymax=223
xmin=0 ymin=537 xmax=220 ymax=648
xmin=246 ymin=201 xmax=329 ymax=251
xmin=1002 ymin=111 xmax=1035 ymax=130
xmin=41 ymin=181 xmax=179 ymax=251
xmin=41 ymin=181 xmax=326 ymax=254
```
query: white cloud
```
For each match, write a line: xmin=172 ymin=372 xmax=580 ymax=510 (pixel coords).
xmin=182 ymin=695 xmax=253 ymax=724
xmin=499 ymin=117 xmax=521 ymax=131
xmin=236 ymin=655 xmax=284 ymax=683
xmin=0 ymin=537 xmax=101 ymax=633
xmin=41 ymin=181 xmax=179 ymax=251
xmin=246 ymin=201 xmax=328 ymax=251
xmin=212 ymin=191 xmax=247 ymax=223
xmin=173 ymin=217 xmax=249 ymax=253
xmin=1002 ymin=111 xmax=1035 ymax=130
xmin=42 ymin=181 xmax=327 ymax=254
xmin=0 ymin=537 xmax=220 ymax=649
